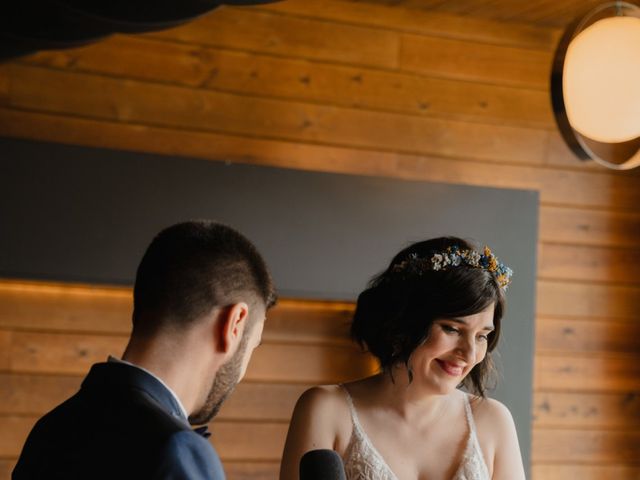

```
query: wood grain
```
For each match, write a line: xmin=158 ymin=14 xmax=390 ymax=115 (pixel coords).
xmin=400 ymin=33 xmax=552 ymax=89
xmin=534 ymin=353 xmax=640 ymax=392
xmin=545 ymin=132 xmax=603 ymax=171
xmin=543 ymin=131 xmax=640 ymax=176
xmin=0 ymin=372 xmax=307 ymax=422
xmin=0 ymin=416 xmax=35 ymax=457
xmin=210 ymin=421 xmax=288 ymax=461
xmin=0 ymin=331 xmax=9 ymax=371
xmin=22 ymin=37 xmax=554 ymax=129
xmin=0 ymin=373 xmax=82 ymax=416
xmin=535 ymin=167 xmax=640 ymax=211
xmin=265 ymin=301 xmax=353 ymax=345
xmin=355 ymin=0 xmax=601 ymax=29
xmin=533 ymin=391 xmax=640 ymax=429
xmin=539 ymin=243 xmax=640 ymax=285
xmin=0 ymin=280 xmax=354 ymax=343
xmin=245 ymin=342 xmax=375 ymax=384
xmin=537 ymin=280 xmax=640 ymax=321
xmin=216 ymin=382 xmax=308 ymax=422
xmin=536 ymin=317 xmax=640 ymax=354
xmin=0 ymin=459 xmax=16 ymax=480
xmin=539 ymin=206 xmax=640 ymax=249
xmin=532 ymin=428 xmax=640 ymax=463
xmin=259 ymin=0 xmax=560 ymax=49
xmin=398 ymin=152 xmax=640 ymax=211
xmin=149 ymin=7 xmax=399 ymax=69
xmin=0 ymin=280 xmax=132 ymax=334
xmin=531 ymin=464 xmax=640 ymax=480
xmin=9 ymin=331 xmax=128 ymax=375
xmin=3 ymin=65 xmax=549 ymax=166
xmin=8 ymin=331 xmax=374 ymax=383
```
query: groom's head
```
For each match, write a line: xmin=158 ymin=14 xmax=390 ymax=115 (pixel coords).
xmin=131 ymin=220 xmax=276 ymax=421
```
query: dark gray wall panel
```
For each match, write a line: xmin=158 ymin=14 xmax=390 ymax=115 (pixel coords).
xmin=0 ymin=136 xmax=538 ymax=472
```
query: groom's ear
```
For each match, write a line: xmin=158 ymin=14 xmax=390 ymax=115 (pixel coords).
xmin=215 ymin=302 xmax=249 ymax=354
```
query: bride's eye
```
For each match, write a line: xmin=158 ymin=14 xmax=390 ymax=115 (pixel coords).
xmin=440 ymin=324 xmax=459 ymax=334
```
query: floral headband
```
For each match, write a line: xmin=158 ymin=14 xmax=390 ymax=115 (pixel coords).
xmin=391 ymin=245 xmax=513 ymax=289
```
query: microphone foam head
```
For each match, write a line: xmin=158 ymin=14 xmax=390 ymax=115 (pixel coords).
xmin=299 ymin=449 xmax=346 ymax=480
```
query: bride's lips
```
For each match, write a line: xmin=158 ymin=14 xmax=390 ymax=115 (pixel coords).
xmin=435 ymin=359 xmax=465 ymax=377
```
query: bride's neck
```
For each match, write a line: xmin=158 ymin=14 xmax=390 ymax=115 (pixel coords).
xmin=372 ymin=369 xmax=456 ymax=423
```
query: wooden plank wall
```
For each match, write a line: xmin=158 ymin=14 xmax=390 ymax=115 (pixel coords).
xmin=0 ymin=1 xmax=639 ymax=477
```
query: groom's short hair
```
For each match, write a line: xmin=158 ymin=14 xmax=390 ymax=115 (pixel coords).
xmin=132 ymin=220 xmax=276 ymax=336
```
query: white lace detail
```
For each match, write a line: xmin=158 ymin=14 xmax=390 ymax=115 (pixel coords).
xmin=340 ymin=386 xmax=490 ymax=480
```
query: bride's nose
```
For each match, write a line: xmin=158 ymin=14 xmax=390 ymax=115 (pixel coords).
xmin=455 ymin=334 xmax=476 ymax=363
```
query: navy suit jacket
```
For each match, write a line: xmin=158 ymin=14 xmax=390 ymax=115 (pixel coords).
xmin=13 ymin=362 xmax=226 ymax=479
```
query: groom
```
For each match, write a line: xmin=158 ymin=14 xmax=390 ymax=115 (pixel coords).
xmin=13 ymin=220 xmax=276 ymax=479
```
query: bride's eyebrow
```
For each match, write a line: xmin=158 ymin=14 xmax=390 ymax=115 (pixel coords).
xmin=439 ymin=318 xmax=495 ymax=332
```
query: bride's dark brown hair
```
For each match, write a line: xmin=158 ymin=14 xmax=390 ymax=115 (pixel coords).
xmin=351 ymin=236 xmax=507 ymax=397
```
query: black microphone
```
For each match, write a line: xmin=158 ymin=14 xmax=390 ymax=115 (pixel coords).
xmin=299 ymin=449 xmax=346 ymax=480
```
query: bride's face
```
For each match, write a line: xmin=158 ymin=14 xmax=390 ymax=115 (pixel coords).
xmin=408 ymin=303 xmax=495 ymax=394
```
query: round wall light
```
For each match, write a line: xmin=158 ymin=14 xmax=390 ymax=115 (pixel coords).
xmin=551 ymin=1 xmax=640 ymax=170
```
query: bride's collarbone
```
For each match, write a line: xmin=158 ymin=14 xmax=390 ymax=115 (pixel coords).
xmin=354 ymin=408 xmax=470 ymax=480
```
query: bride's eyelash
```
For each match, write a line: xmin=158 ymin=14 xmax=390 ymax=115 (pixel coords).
xmin=440 ymin=324 xmax=490 ymax=342
xmin=440 ymin=324 xmax=459 ymax=334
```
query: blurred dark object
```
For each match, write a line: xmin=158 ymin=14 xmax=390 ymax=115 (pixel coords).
xmin=0 ymin=0 xmax=282 ymax=61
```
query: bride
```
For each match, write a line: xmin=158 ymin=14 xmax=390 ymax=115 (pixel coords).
xmin=280 ymin=237 xmax=525 ymax=480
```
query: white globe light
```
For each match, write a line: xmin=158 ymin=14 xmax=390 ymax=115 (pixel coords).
xmin=563 ymin=16 xmax=640 ymax=143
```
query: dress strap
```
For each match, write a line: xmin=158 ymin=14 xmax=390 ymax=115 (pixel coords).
xmin=463 ymin=394 xmax=478 ymax=435
xmin=339 ymin=384 xmax=364 ymax=432
xmin=457 ymin=394 xmax=491 ymax=479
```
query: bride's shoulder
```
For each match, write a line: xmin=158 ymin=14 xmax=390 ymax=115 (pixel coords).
xmin=467 ymin=394 xmax=519 ymax=450
xmin=287 ymin=383 xmax=354 ymax=451
xmin=468 ymin=394 xmax=516 ymax=429
xmin=469 ymin=395 xmax=514 ymax=422
xmin=294 ymin=384 xmax=351 ymax=419
xmin=299 ymin=375 xmax=378 ymax=405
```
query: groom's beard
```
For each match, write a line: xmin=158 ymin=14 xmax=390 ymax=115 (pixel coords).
xmin=188 ymin=334 xmax=248 ymax=425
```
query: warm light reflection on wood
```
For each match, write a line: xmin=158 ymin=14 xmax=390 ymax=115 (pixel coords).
xmin=0 ymin=278 xmax=132 ymax=297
